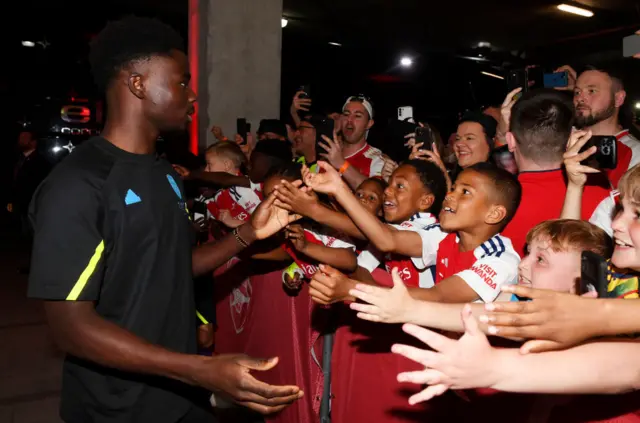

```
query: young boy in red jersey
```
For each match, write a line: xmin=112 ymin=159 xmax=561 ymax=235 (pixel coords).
xmin=303 ymin=160 xmax=521 ymax=423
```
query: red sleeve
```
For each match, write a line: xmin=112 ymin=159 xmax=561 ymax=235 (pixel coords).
xmin=605 ymin=140 xmax=632 ymax=188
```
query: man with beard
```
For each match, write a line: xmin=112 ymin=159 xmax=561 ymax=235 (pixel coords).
xmin=567 ymin=65 xmax=640 ymax=187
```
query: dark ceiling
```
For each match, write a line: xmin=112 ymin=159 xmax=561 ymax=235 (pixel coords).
xmin=3 ymin=0 xmax=640 ymax=131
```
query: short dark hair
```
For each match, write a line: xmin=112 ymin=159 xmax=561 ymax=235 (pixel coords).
xmin=509 ymin=89 xmax=574 ymax=165
xmin=459 ymin=111 xmax=497 ymax=148
xmin=264 ymin=162 xmax=302 ymax=182
xmin=402 ymin=159 xmax=448 ymax=216
xmin=206 ymin=142 xmax=247 ymax=169
xmin=359 ymin=177 xmax=388 ymax=192
xmin=89 ymin=16 xmax=185 ymax=92
xmin=581 ymin=65 xmax=625 ymax=92
xmin=466 ymin=162 xmax=522 ymax=229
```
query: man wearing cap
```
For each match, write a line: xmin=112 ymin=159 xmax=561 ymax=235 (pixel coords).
xmin=320 ymin=96 xmax=384 ymax=190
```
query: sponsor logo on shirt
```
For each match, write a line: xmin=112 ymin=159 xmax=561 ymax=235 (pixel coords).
xmin=470 ymin=263 xmax=497 ymax=289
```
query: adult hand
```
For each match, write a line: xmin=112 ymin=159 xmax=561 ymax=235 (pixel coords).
xmin=309 ymin=264 xmax=357 ymax=305
xmin=250 ymin=192 xmax=302 ymax=241
xmin=318 ymin=131 xmax=346 ymax=170
xmin=553 ymin=65 xmax=577 ymax=91
xmin=480 ymin=285 xmax=601 ymax=354
xmin=198 ymin=354 xmax=303 ymax=414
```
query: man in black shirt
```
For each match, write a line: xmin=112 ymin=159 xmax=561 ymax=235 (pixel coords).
xmin=28 ymin=17 xmax=302 ymax=423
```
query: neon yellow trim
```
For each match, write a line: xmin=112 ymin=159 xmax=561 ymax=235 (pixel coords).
xmin=196 ymin=310 xmax=209 ymax=325
xmin=66 ymin=241 xmax=105 ymax=301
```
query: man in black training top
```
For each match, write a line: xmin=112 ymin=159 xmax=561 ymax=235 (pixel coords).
xmin=28 ymin=16 xmax=302 ymax=423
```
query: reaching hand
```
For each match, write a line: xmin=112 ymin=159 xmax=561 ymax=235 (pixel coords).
xmin=392 ymin=305 xmax=501 ymax=405
xmin=302 ymin=161 xmax=345 ymax=195
xmin=285 ymin=224 xmax=308 ymax=252
xmin=292 ymin=91 xmax=312 ymax=113
xmin=564 ymin=129 xmax=599 ymax=188
xmin=319 ymin=131 xmax=346 ymax=170
xmin=497 ymin=88 xmax=523 ymax=138
xmin=172 ymin=164 xmax=191 ymax=180
xmin=199 ymin=354 xmax=303 ymax=414
xmin=273 ymin=179 xmax=320 ymax=217
xmin=251 ymin=193 xmax=302 ymax=240
xmin=218 ymin=210 xmax=245 ymax=229
xmin=349 ymin=268 xmax=414 ymax=323
xmin=553 ymin=65 xmax=577 ymax=91
xmin=211 ymin=125 xmax=225 ymax=141
xmin=480 ymin=285 xmax=600 ymax=354
xmin=381 ymin=154 xmax=399 ymax=182
xmin=309 ymin=264 xmax=357 ymax=305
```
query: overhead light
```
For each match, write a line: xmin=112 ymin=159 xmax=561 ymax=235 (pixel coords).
xmin=400 ymin=57 xmax=413 ymax=68
xmin=52 ymin=146 xmax=62 ymax=153
xmin=329 ymin=42 xmax=342 ymax=47
xmin=477 ymin=41 xmax=492 ymax=48
xmin=22 ymin=40 xmax=35 ymax=47
xmin=281 ymin=18 xmax=288 ymax=28
xmin=635 ymin=102 xmax=640 ymax=110
xmin=481 ymin=71 xmax=504 ymax=80
xmin=557 ymin=4 xmax=593 ymax=17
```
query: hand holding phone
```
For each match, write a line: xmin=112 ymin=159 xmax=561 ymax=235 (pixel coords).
xmin=236 ymin=118 xmax=250 ymax=146
xmin=415 ymin=125 xmax=435 ymax=151
xmin=579 ymin=135 xmax=617 ymax=170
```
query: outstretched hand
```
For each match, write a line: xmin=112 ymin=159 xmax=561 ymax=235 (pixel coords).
xmin=349 ymin=267 xmax=414 ymax=324
xmin=200 ymin=354 xmax=303 ymax=414
xmin=302 ymin=161 xmax=346 ymax=196
xmin=392 ymin=305 xmax=500 ymax=405
xmin=251 ymin=192 xmax=302 ymax=240
xmin=480 ymin=284 xmax=599 ymax=354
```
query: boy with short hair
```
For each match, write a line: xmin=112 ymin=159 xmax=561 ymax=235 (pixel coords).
xmin=305 ymin=161 xmax=522 ymax=304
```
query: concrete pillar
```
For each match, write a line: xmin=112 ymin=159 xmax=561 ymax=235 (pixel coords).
xmin=190 ymin=0 xmax=283 ymax=149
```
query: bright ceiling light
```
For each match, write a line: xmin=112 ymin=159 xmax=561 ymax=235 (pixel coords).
xmin=557 ymin=4 xmax=593 ymax=17
xmin=281 ymin=18 xmax=288 ymax=28
xmin=400 ymin=57 xmax=413 ymax=67
xmin=635 ymin=102 xmax=640 ymax=110
xmin=21 ymin=40 xmax=35 ymax=47
xmin=481 ymin=71 xmax=504 ymax=80
xmin=477 ymin=41 xmax=492 ymax=48
xmin=329 ymin=42 xmax=342 ymax=47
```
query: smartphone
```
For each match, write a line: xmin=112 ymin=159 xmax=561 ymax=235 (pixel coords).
xmin=526 ymin=67 xmax=544 ymax=90
xmin=580 ymin=251 xmax=609 ymax=297
xmin=315 ymin=117 xmax=335 ymax=157
xmin=623 ymin=34 xmax=640 ymax=58
xmin=236 ymin=118 xmax=249 ymax=146
xmin=398 ymin=106 xmax=414 ymax=123
xmin=415 ymin=126 xmax=435 ymax=151
xmin=299 ymin=85 xmax=311 ymax=99
xmin=543 ymin=71 xmax=569 ymax=88
xmin=579 ymin=135 xmax=617 ymax=169
xmin=506 ymin=70 xmax=526 ymax=99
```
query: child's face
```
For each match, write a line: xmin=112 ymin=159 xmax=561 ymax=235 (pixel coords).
xmin=611 ymin=196 xmax=640 ymax=270
xmin=383 ymin=165 xmax=433 ymax=224
xmin=440 ymin=170 xmax=496 ymax=232
xmin=355 ymin=180 xmax=384 ymax=216
xmin=519 ymin=237 xmax=581 ymax=294
xmin=205 ymin=152 xmax=229 ymax=173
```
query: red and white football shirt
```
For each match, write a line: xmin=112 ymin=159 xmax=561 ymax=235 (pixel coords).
xmin=606 ymin=130 xmax=640 ymax=188
xmin=345 ymin=143 xmax=384 ymax=178
xmin=415 ymin=225 xmax=520 ymax=302
xmin=357 ymin=213 xmax=438 ymax=288
xmin=206 ymin=180 xmax=262 ymax=223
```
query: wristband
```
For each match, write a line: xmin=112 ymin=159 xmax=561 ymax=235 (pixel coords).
xmin=339 ymin=160 xmax=351 ymax=175
xmin=233 ymin=227 xmax=249 ymax=248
